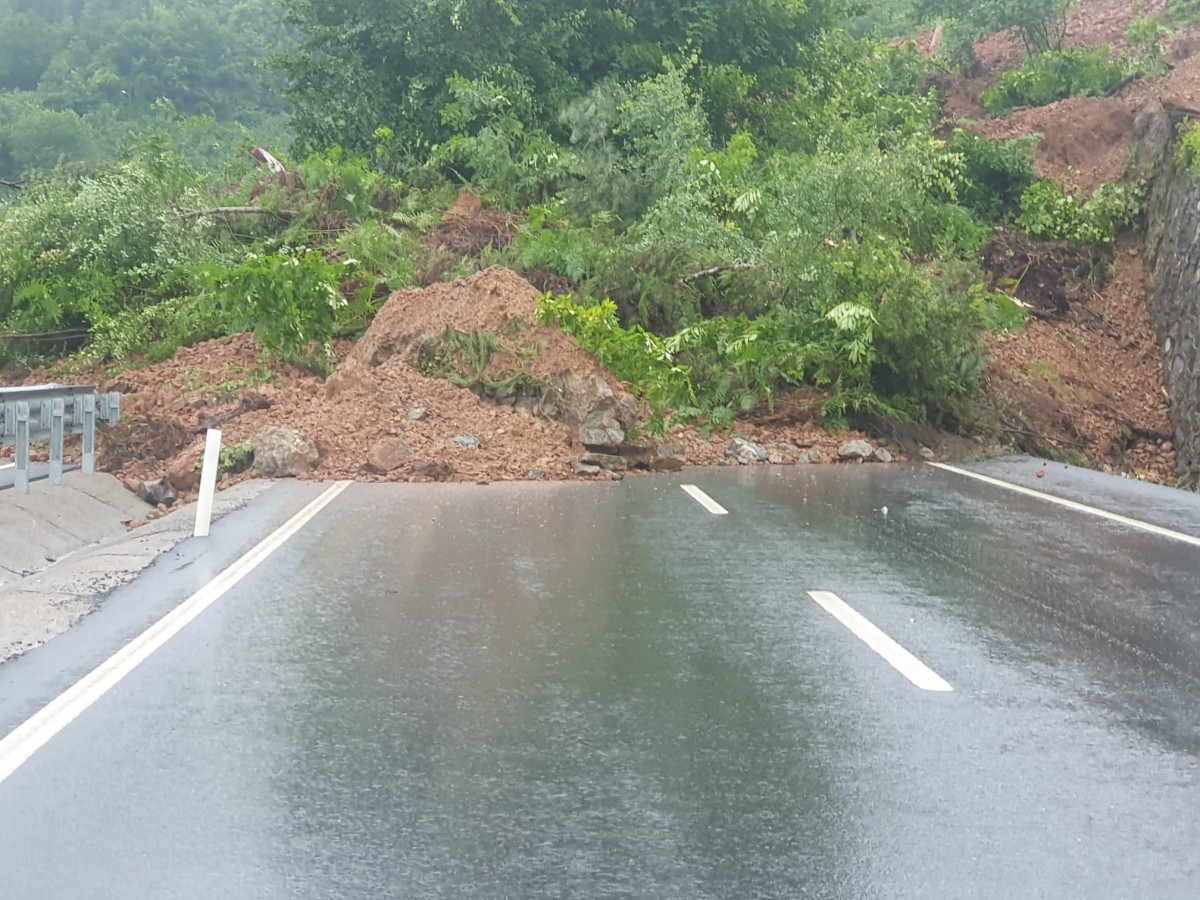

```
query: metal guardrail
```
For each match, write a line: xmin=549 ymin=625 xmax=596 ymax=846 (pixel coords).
xmin=0 ymin=385 xmax=120 ymax=493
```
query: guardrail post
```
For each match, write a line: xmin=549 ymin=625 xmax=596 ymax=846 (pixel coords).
xmin=49 ymin=398 xmax=65 ymax=485
xmin=194 ymin=428 xmax=222 ymax=538
xmin=14 ymin=401 xmax=29 ymax=494
xmin=1 ymin=386 xmax=121 ymax=492
xmin=81 ymin=393 xmax=96 ymax=475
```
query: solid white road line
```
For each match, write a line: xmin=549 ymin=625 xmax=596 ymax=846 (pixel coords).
xmin=0 ymin=480 xmax=352 ymax=786
xmin=0 ymin=462 xmax=14 ymax=470
xmin=809 ymin=590 xmax=953 ymax=692
xmin=681 ymin=484 xmax=729 ymax=516
xmin=930 ymin=462 xmax=1200 ymax=550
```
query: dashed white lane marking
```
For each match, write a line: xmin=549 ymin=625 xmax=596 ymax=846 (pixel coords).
xmin=681 ymin=484 xmax=728 ymax=516
xmin=809 ymin=591 xmax=953 ymax=692
xmin=0 ymin=480 xmax=352 ymax=786
xmin=930 ymin=462 xmax=1200 ymax=550
xmin=0 ymin=463 xmax=14 ymax=470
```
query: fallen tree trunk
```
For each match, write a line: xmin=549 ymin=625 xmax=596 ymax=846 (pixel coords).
xmin=679 ymin=263 xmax=760 ymax=285
xmin=0 ymin=327 xmax=90 ymax=343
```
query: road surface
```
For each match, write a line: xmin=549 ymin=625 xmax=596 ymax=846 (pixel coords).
xmin=0 ymin=461 xmax=60 ymax=491
xmin=1 ymin=461 xmax=1198 ymax=898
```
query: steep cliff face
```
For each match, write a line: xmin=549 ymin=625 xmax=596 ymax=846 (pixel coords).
xmin=1144 ymin=106 xmax=1200 ymax=485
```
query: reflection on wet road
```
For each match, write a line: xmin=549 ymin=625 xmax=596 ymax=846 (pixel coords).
xmin=1 ymin=463 xmax=1198 ymax=897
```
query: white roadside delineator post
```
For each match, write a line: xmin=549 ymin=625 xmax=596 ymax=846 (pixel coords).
xmin=194 ymin=428 xmax=222 ymax=538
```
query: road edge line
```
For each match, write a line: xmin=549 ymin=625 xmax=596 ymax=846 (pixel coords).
xmin=809 ymin=590 xmax=953 ymax=692
xmin=681 ymin=484 xmax=729 ymax=516
xmin=0 ymin=480 xmax=352 ymax=786
xmin=929 ymin=462 xmax=1200 ymax=549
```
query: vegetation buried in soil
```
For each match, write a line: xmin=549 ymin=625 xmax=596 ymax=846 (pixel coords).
xmin=0 ymin=0 xmax=1157 ymax=445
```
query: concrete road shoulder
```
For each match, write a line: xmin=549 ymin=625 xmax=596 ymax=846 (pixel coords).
xmin=0 ymin=479 xmax=271 ymax=662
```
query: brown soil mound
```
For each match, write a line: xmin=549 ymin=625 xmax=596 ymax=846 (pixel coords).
xmin=956 ymin=52 xmax=1200 ymax=198
xmin=930 ymin=0 xmax=1165 ymax=118
xmin=1065 ymin=0 xmax=1170 ymax=50
xmin=978 ymin=233 xmax=1107 ymax=316
xmin=99 ymin=420 xmax=192 ymax=470
xmin=975 ymin=95 xmax=1137 ymax=195
xmin=70 ymin=270 xmax=871 ymax=505
xmin=424 ymin=190 xmax=518 ymax=258
xmin=982 ymin=236 xmax=1175 ymax=481
xmin=345 ymin=267 xmax=627 ymax=407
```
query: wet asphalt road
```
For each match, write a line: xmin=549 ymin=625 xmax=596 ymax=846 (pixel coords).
xmin=1 ymin=462 xmax=1199 ymax=898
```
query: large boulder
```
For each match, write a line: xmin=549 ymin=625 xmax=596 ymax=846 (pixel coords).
xmin=648 ymin=442 xmax=686 ymax=472
xmin=252 ymin=427 xmax=320 ymax=477
xmin=410 ymin=459 xmax=454 ymax=481
xmin=838 ymin=439 xmax=874 ymax=462
xmin=552 ymin=371 xmax=639 ymax=450
xmin=165 ymin=452 xmax=202 ymax=492
xmin=727 ymin=438 xmax=768 ymax=465
xmin=365 ymin=437 xmax=413 ymax=474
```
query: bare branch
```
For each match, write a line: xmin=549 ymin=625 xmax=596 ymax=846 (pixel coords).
xmin=0 ymin=327 xmax=90 ymax=342
xmin=251 ymin=147 xmax=287 ymax=175
xmin=0 ymin=179 xmax=22 ymax=191
xmin=179 ymin=207 xmax=295 ymax=221
xmin=679 ymin=264 xmax=760 ymax=286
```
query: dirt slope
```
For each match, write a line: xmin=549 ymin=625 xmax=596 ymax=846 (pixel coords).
xmin=945 ymin=1 xmax=1196 ymax=483
xmin=982 ymin=237 xmax=1175 ymax=480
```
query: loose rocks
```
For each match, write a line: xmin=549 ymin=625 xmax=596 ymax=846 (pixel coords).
xmin=727 ymin=438 xmax=768 ymax=465
xmin=252 ymin=427 xmax=320 ymax=477
xmin=581 ymin=452 xmax=628 ymax=472
xmin=365 ymin=437 xmax=414 ymax=474
xmin=838 ymin=439 xmax=875 ymax=462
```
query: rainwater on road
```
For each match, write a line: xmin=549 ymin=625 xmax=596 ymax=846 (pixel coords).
xmin=1 ymin=462 xmax=1198 ymax=898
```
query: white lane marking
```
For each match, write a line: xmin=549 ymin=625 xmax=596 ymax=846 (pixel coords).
xmin=681 ymin=484 xmax=728 ymax=516
xmin=930 ymin=462 xmax=1200 ymax=550
xmin=809 ymin=591 xmax=953 ymax=692
xmin=0 ymin=480 xmax=352 ymax=786
xmin=0 ymin=462 xmax=14 ymax=470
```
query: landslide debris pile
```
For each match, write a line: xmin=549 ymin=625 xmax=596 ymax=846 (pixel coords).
xmin=923 ymin=0 xmax=1190 ymax=483
xmin=91 ymin=267 xmax=872 ymax=504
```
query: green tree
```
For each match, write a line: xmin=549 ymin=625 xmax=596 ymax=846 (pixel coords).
xmin=915 ymin=0 xmax=1071 ymax=55
xmin=280 ymin=0 xmax=854 ymax=155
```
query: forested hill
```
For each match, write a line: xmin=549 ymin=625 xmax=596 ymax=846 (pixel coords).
xmin=0 ymin=0 xmax=290 ymax=179
xmin=1 ymin=0 xmax=1186 ymax=486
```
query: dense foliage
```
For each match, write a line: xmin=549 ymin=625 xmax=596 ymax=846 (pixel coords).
xmin=0 ymin=0 xmax=1150 ymax=431
xmin=980 ymin=47 xmax=1129 ymax=115
xmin=915 ymin=0 xmax=1071 ymax=57
xmin=1175 ymin=119 xmax=1200 ymax=175
xmin=0 ymin=0 xmax=290 ymax=181
xmin=280 ymin=0 xmax=855 ymax=157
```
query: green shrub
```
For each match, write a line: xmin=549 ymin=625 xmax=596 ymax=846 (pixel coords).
xmin=296 ymin=148 xmax=381 ymax=220
xmin=946 ymin=129 xmax=1039 ymax=221
xmin=197 ymin=250 xmax=352 ymax=368
xmin=1174 ymin=120 xmax=1200 ymax=175
xmin=1126 ymin=17 xmax=1171 ymax=73
xmin=980 ymin=47 xmax=1132 ymax=116
xmin=83 ymin=293 xmax=236 ymax=364
xmin=871 ymin=265 xmax=990 ymax=417
xmin=915 ymin=0 xmax=1071 ymax=55
xmin=1017 ymin=179 xmax=1144 ymax=246
xmin=333 ymin=223 xmax=419 ymax=292
xmin=1159 ymin=2 xmax=1200 ymax=30
xmin=0 ymin=150 xmax=215 ymax=361
xmin=538 ymin=241 xmax=999 ymax=426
